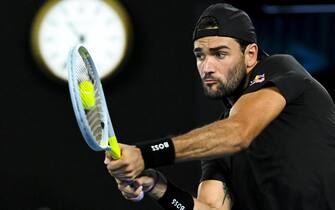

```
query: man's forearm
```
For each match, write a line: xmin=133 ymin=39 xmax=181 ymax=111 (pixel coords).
xmin=135 ymin=118 xmax=249 ymax=169
xmin=173 ymin=119 xmax=247 ymax=162
xmin=149 ymin=180 xmax=231 ymax=210
xmin=149 ymin=179 xmax=229 ymax=210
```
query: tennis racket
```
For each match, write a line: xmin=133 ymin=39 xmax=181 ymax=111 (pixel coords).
xmin=67 ymin=44 xmax=143 ymax=201
xmin=67 ymin=44 xmax=120 ymax=158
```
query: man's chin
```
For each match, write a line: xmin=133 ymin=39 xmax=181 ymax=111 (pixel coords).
xmin=204 ymin=89 xmax=224 ymax=99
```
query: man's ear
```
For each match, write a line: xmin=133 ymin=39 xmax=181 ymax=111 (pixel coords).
xmin=244 ymin=43 xmax=258 ymax=69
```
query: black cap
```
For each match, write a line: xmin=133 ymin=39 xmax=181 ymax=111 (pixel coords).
xmin=193 ymin=3 xmax=268 ymax=56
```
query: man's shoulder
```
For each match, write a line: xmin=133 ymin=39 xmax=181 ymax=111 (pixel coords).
xmin=244 ymin=53 xmax=311 ymax=101
xmin=267 ymin=54 xmax=295 ymax=60
xmin=257 ymin=54 xmax=307 ymax=76
xmin=262 ymin=54 xmax=299 ymax=66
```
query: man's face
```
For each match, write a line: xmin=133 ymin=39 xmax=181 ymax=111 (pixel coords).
xmin=193 ymin=36 xmax=247 ymax=99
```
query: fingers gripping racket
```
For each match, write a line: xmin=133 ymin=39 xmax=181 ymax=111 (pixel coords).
xmin=67 ymin=44 xmax=144 ymax=201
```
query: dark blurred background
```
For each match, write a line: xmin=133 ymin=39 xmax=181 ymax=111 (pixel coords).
xmin=0 ymin=0 xmax=334 ymax=209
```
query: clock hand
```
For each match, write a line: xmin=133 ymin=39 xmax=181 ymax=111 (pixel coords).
xmin=68 ymin=22 xmax=86 ymax=43
xmin=63 ymin=62 xmax=67 ymax=70
xmin=79 ymin=35 xmax=86 ymax=43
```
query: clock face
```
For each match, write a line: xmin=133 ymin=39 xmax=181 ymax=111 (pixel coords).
xmin=31 ymin=0 xmax=131 ymax=82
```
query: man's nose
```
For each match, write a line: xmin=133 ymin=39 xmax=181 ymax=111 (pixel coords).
xmin=200 ymin=57 xmax=215 ymax=76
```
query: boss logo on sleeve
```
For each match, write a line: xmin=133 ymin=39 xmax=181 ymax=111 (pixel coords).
xmin=171 ymin=199 xmax=185 ymax=210
xmin=151 ymin=142 xmax=170 ymax=151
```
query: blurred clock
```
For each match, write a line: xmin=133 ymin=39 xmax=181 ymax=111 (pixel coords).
xmin=31 ymin=0 xmax=132 ymax=83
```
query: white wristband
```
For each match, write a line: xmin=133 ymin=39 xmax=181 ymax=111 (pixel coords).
xmin=128 ymin=190 xmax=144 ymax=202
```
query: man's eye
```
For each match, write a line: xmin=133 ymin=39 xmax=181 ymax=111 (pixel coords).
xmin=215 ymin=52 xmax=227 ymax=59
xmin=195 ymin=53 xmax=205 ymax=60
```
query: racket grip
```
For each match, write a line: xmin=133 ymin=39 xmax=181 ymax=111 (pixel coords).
xmin=108 ymin=136 xmax=121 ymax=159
xmin=107 ymin=136 xmax=140 ymax=194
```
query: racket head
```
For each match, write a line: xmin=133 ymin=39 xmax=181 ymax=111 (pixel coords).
xmin=68 ymin=44 xmax=120 ymax=158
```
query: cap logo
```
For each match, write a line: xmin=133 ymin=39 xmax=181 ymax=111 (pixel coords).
xmin=197 ymin=25 xmax=219 ymax=32
xmin=205 ymin=26 xmax=219 ymax=29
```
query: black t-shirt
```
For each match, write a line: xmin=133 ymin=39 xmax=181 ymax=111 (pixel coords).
xmin=201 ymin=54 xmax=335 ymax=210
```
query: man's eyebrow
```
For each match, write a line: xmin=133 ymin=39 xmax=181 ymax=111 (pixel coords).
xmin=193 ymin=47 xmax=202 ymax=53
xmin=209 ymin=45 xmax=230 ymax=52
xmin=193 ymin=45 xmax=230 ymax=53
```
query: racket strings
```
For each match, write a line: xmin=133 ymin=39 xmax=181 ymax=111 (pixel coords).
xmin=74 ymin=52 xmax=106 ymax=143
xmin=86 ymin=100 xmax=105 ymax=143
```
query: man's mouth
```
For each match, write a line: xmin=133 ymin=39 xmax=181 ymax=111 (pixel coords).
xmin=203 ymin=79 xmax=218 ymax=85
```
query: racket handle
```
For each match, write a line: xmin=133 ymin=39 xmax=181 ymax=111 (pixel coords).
xmin=106 ymin=137 xmax=144 ymax=201
xmin=108 ymin=136 xmax=121 ymax=159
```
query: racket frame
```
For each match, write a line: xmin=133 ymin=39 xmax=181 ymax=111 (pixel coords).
xmin=68 ymin=44 xmax=117 ymax=153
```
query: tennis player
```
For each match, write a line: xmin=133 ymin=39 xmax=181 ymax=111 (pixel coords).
xmin=105 ymin=3 xmax=335 ymax=210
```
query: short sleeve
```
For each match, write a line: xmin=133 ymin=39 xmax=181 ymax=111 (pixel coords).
xmin=200 ymin=159 xmax=229 ymax=183
xmin=243 ymin=55 xmax=310 ymax=103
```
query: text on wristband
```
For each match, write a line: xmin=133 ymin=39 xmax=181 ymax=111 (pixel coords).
xmin=151 ymin=142 xmax=170 ymax=151
xmin=171 ymin=199 xmax=185 ymax=210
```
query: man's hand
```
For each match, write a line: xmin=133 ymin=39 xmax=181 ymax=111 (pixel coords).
xmin=115 ymin=170 xmax=156 ymax=200
xmin=104 ymin=143 xmax=145 ymax=181
xmin=115 ymin=178 xmax=144 ymax=201
xmin=115 ymin=169 xmax=167 ymax=201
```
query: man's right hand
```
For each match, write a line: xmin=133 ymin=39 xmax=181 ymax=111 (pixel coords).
xmin=104 ymin=143 xmax=145 ymax=181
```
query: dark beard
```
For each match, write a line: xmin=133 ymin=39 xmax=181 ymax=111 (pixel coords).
xmin=203 ymin=59 xmax=247 ymax=99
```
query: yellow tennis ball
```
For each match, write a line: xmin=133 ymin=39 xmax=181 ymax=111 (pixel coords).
xmin=79 ymin=81 xmax=96 ymax=110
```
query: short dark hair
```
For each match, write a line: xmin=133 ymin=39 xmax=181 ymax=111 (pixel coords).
xmin=195 ymin=16 xmax=261 ymax=60
xmin=234 ymin=38 xmax=251 ymax=54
